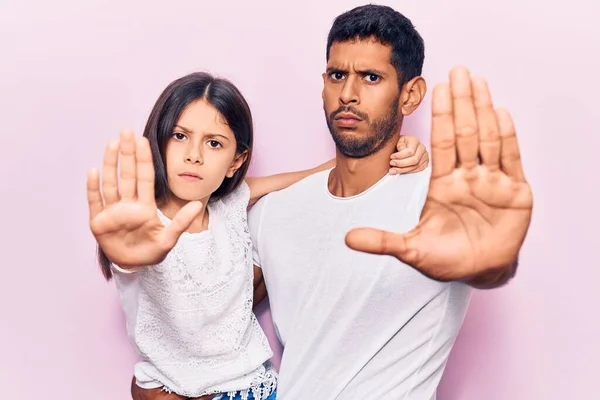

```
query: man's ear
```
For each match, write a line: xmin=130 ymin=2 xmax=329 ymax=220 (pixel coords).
xmin=400 ymin=76 xmax=427 ymax=116
xmin=226 ymin=150 xmax=248 ymax=178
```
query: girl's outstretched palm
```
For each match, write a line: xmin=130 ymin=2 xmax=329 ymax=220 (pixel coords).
xmin=87 ymin=130 xmax=202 ymax=268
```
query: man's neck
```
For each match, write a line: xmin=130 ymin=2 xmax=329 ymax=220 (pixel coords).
xmin=328 ymin=133 xmax=400 ymax=198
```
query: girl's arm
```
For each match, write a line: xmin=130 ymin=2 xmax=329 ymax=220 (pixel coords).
xmin=245 ymin=134 xmax=430 ymax=206
xmin=245 ymin=158 xmax=335 ymax=206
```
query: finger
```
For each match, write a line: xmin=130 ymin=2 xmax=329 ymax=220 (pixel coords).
xmin=397 ymin=135 xmax=419 ymax=153
xmin=391 ymin=148 xmax=415 ymax=159
xmin=472 ymin=77 xmax=501 ymax=170
xmin=497 ymin=109 xmax=525 ymax=181
xmin=102 ymin=140 xmax=120 ymax=205
xmin=161 ymin=201 xmax=204 ymax=249
xmin=389 ymin=154 xmax=429 ymax=175
xmin=136 ymin=137 xmax=157 ymax=206
xmin=390 ymin=144 xmax=426 ymax=168
xmin=430 ymin=83 xmax=456 ymax=178
xmin=417 ymin=148 xmax=430 ymax=170
xmin=390 ymin=143 xmax=427 ymax=166
xmin=412 ymin=153 xmax=429 ymax=173
xmin=119 ymin=129 xmax=137 ymax=201
xmin=395 ymin=135 xmax=408 ymax=151
xmin=450 ymin=66 xmax=479 ymax=169
xmin=345 ymin=227 xmax=420 ymax=266
xmin=162 ymin=393 xmax=187 ymax=400
xmin=87 ymin=168 xmax=104 ymax=221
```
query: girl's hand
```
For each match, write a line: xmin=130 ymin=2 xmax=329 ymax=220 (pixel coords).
xmin=389 ymin=135 xmax=429 ymax=175
xmin=87 ymin=130 xmax=202 ymax=269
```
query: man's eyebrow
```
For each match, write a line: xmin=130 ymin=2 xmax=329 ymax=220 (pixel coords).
xmin=325 ymin=67 xmax=388 ymax=77
xmin=326 ymin=66 xmax=347 ymax=74
xmin=358 ymin=68 xmax=386 ymax=76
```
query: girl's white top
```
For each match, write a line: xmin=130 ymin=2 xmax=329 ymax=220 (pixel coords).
xmin=111 ymin=181 xmax=276 ymax=399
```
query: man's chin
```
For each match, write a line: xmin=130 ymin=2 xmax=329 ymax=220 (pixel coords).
xmin=334 ymin=143 xmax=374 ymax=159
xmin=329 ymin=134 xmax=374 ymax=158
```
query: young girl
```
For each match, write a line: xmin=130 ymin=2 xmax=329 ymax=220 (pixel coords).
xmin=86 ymin=72 xmax=428 ymax=400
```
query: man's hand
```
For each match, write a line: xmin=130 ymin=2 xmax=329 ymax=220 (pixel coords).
xmin=345 ymin=66 xmax=533 ymax=288
xmin=130 ymin=378 xmax=188 ymax=400
xmin=389 ymin=135 xmax=429 ymax=175
xmin=130 ymin=377 xmax=214 ymax=400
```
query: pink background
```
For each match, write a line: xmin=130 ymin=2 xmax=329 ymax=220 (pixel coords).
xmin=1 ymin=0 xmax=599 ymax=399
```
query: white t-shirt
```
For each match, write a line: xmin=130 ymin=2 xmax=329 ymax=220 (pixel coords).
xmin=248 ymin=168 xmax=472 ymax=399
xmin=112 ymin=182 xmax=276 ymax=399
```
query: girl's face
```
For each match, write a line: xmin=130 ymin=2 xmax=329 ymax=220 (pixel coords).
xmin=164 ymin=99 xmax=247 ymax=206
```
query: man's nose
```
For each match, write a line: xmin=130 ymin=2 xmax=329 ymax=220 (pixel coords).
xmin=339 ymin=77 xmax=359 ymax=105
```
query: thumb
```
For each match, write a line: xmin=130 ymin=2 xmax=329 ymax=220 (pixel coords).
xmin=344 ymin=227 xmax=420 ymax=266
xmin=161 ymin=201 xmax=204 ymax=248
xmin=396 ymin=135 xmax=408 ymax=151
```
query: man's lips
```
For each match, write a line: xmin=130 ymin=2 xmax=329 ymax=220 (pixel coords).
xmin=334 ymin=112 xmax=363 ymax=127
xmin=335 ymin=112 xmax=362 ymax=121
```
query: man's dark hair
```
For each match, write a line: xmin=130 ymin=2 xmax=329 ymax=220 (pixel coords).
xmin=326 ymin=4 xmax=425 ymax=88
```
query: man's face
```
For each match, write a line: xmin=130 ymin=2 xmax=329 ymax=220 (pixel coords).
xmin=322 ymin=38 xmax=401 ymax=158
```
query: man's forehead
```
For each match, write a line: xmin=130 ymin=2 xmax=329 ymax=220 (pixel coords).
xmin=327 ymin=38 xmax=393 ymax=70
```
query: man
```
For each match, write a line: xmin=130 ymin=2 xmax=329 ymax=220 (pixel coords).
xmin=246 ymin=4 xmax=531 ymax=399
xmin=134 ymin=4 xmax=532 ymax=399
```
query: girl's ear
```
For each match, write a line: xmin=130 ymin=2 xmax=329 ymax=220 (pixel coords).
xmin=226 ymin=150 xmax=248 ymax=178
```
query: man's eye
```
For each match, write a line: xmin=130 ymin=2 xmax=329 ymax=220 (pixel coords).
xmin=331 ymin=72 xmax=345 ymax=80
xmin=366 ymin=74 xmax=380 ymax=82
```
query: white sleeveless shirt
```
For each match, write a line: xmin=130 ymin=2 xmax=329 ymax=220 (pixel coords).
xmin=112 ymin=181 xmax=276 ymax=399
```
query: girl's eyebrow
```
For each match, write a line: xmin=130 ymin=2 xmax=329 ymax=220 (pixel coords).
xmin=205 ymin=133 xmax=230 ymax=141
xmin=174 ymin=124 xmax=193 ymax=133
xmin=174 ymin=125 xmax=230 ymax=142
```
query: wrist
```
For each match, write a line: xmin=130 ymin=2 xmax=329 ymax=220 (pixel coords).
xmin=111 ymin=263 xmax=144 ymax=274
xmin=467 ymin=257 xmax=519 ymax=289
xmin=319 ymin=158 xmax=335 ymax=171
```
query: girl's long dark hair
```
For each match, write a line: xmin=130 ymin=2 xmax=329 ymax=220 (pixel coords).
xmin=98 ymin=72 xmax=254 ymax=280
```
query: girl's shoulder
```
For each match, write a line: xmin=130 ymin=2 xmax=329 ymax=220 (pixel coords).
xmin=212 ymin=180 xmax=250 ymax=222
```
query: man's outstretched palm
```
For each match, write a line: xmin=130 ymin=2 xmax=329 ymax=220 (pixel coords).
xmin=87 ymin=131 xmax=202 ymax=268
xmin=345 ymin=66 xmax=533 ymax=284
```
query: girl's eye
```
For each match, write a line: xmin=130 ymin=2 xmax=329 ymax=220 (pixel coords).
xmin=208 ymin=140 xmax=222 ymax=149
xmin=173 ymin=132 xmax=186 ymax=140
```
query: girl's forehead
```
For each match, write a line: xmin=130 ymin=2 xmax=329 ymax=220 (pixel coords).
xmin=177 ymin=99 xmax=232 ymax=136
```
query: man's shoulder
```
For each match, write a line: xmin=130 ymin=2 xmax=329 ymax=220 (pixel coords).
xmin=247 ymin=168 xmax=330 ymax=228
xmin=383 ymin=166 xmax=431 ymax=193
xmin=372 ymin=167 xmax=431 ymax=215
xmin=266 ymin=168 xmax=330 ymax=203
